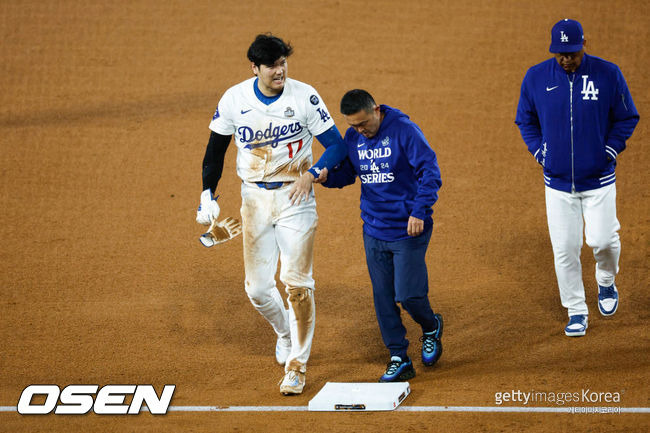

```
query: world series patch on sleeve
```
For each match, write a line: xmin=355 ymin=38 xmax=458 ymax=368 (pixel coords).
xmin=199 ymin=216 xmax=242 ymax=247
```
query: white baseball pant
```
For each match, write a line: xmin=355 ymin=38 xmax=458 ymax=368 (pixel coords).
xmin=545 ymin=183 xmax=620 ymax=316
xmin=240 ymin=181 xmax=317 ymax=373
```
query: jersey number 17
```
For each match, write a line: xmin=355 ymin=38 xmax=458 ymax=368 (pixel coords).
xmin=287 ymin=139 xmax=303 ymax=158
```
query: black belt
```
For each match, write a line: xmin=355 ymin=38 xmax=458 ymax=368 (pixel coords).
xmin=254 ymin=181 xmax=286 ymax=190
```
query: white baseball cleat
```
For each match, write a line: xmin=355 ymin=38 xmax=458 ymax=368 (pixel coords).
xmin=275 ymin=336 xmax=292 ymax=365
xmin=279 ymin=370 xmax=305 ymax=395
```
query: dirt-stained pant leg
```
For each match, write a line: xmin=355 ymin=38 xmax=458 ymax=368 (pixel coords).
xmin=240 ymin=183 xmax=290 ymax=340
xmin=275 ymin=187 xmax=317 ymax=373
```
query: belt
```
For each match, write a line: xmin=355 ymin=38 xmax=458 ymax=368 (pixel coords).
xmin=254 ymin=181 xmax=286 ymax=190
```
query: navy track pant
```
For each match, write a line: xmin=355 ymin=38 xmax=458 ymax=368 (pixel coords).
xmin=363 ymin=226 xmax=437 ymax=360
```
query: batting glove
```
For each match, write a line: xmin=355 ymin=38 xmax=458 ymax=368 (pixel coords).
xmin=196 ymin=189 xmax=220 ymax=225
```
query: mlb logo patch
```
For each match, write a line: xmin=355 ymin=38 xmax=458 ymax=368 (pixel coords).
xmin=212 ymin=107 xmax=220 ymax=120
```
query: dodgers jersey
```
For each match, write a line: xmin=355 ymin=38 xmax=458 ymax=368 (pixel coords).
xmin=209 ymin=77 xmax=335 ymax=183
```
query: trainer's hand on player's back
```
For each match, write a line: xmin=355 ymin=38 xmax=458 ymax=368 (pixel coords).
xmin=313 ymin=167 xmax=328 ymax=184
xmin=289 ymin=172 xmax=315 ymax=205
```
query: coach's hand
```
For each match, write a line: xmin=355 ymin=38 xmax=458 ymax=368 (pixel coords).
xmin=407 ymin=216 xmax=424 ymax=237
xmin=196 ymin=189 xmax=220 ymax=225
xmin=289 ymin=172 xmax=315 ymax=205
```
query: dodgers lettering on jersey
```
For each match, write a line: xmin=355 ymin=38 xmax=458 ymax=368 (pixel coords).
xmin=239 ymin=121 xmax=304 ymax=149
xmin=208 ymin=77 xmax=335 ymax=183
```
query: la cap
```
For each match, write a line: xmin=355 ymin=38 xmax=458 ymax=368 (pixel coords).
xmin=549 ymin=19 xmax=584 ymax=53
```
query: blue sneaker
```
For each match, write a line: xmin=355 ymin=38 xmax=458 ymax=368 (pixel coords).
xmin=598 ymin=284 xmax=619 ymax=316
xmin=379 ymin=356 xmax=415 ymax=382
xmin=420 ymin=314 xmax=443 ymax=366
xmin=565 ymin=315 xmax=588 ymax=337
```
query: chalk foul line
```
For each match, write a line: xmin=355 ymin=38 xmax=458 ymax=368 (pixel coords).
xmin=1 ymin=405 xmax=649 ymax=413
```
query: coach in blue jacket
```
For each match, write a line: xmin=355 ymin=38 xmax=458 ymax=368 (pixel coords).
xmin=515 ymin=19 xmax=639 ymax=337
xmin=318 ymin=89 xmax=443 ymax=382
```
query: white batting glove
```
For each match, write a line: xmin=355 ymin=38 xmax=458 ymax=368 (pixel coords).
xmin=196 ymin=189 xmax=221 ymax=225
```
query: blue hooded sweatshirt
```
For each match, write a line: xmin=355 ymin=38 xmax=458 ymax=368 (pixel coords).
xmin=323 ymin=105 xmax=441 ymax=241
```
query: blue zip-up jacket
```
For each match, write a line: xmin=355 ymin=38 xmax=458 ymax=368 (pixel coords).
xmin=515 ymin=53 xmax=639 ymax=192
xmin=322 ymin=105 xmax=441 ymax=241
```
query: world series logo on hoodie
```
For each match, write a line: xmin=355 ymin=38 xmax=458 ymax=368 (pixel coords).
xmin=358 ymin=139 xmax=394 ymax=184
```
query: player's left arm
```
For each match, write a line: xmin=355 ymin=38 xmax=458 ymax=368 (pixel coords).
xmin=309 ymin=125 xmax=348 ymax=176
xmin=290 ymin=91 xmax=345 ymax=205
xmin=289 ymin=126 xmax=348 ymax=204
xmin=605 ymin=67 xmax=640 ymax=160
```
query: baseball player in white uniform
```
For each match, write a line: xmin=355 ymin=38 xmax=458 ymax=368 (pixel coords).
xmin=196 ymin=34 xmax=346 ymax=394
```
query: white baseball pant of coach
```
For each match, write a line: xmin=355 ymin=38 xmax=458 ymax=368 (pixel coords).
xmin=545 ymin=183 xmax=620 ymax=316
xmin=240 ymin=181 xmax=317 ymax=373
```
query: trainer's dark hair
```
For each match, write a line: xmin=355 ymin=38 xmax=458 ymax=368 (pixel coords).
xmin=247 ymin=33 xmax=293 ymax=67
xmin=340 ymin=89 xmax=376 ymax=115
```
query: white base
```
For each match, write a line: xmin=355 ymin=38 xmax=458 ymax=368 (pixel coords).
xmin=308 ymin=382 xmax=410 ymax=411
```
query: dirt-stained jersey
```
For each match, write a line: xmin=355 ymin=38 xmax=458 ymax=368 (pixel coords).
xmin=209 ymin=77 xmax=335 ymax=183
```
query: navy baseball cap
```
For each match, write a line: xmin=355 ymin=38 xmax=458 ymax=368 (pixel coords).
xmin=549 ymin=19 xmax=584 ymax=53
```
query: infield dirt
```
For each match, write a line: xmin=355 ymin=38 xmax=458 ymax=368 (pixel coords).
xmin=1 ymin=1 xmax=648 ymax=432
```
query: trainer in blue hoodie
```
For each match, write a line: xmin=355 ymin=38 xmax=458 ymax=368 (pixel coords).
xmin=515 ymin=19 xmax=639 ymax=337
xmin=317 ymin=89 xmax=443 ymax=382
